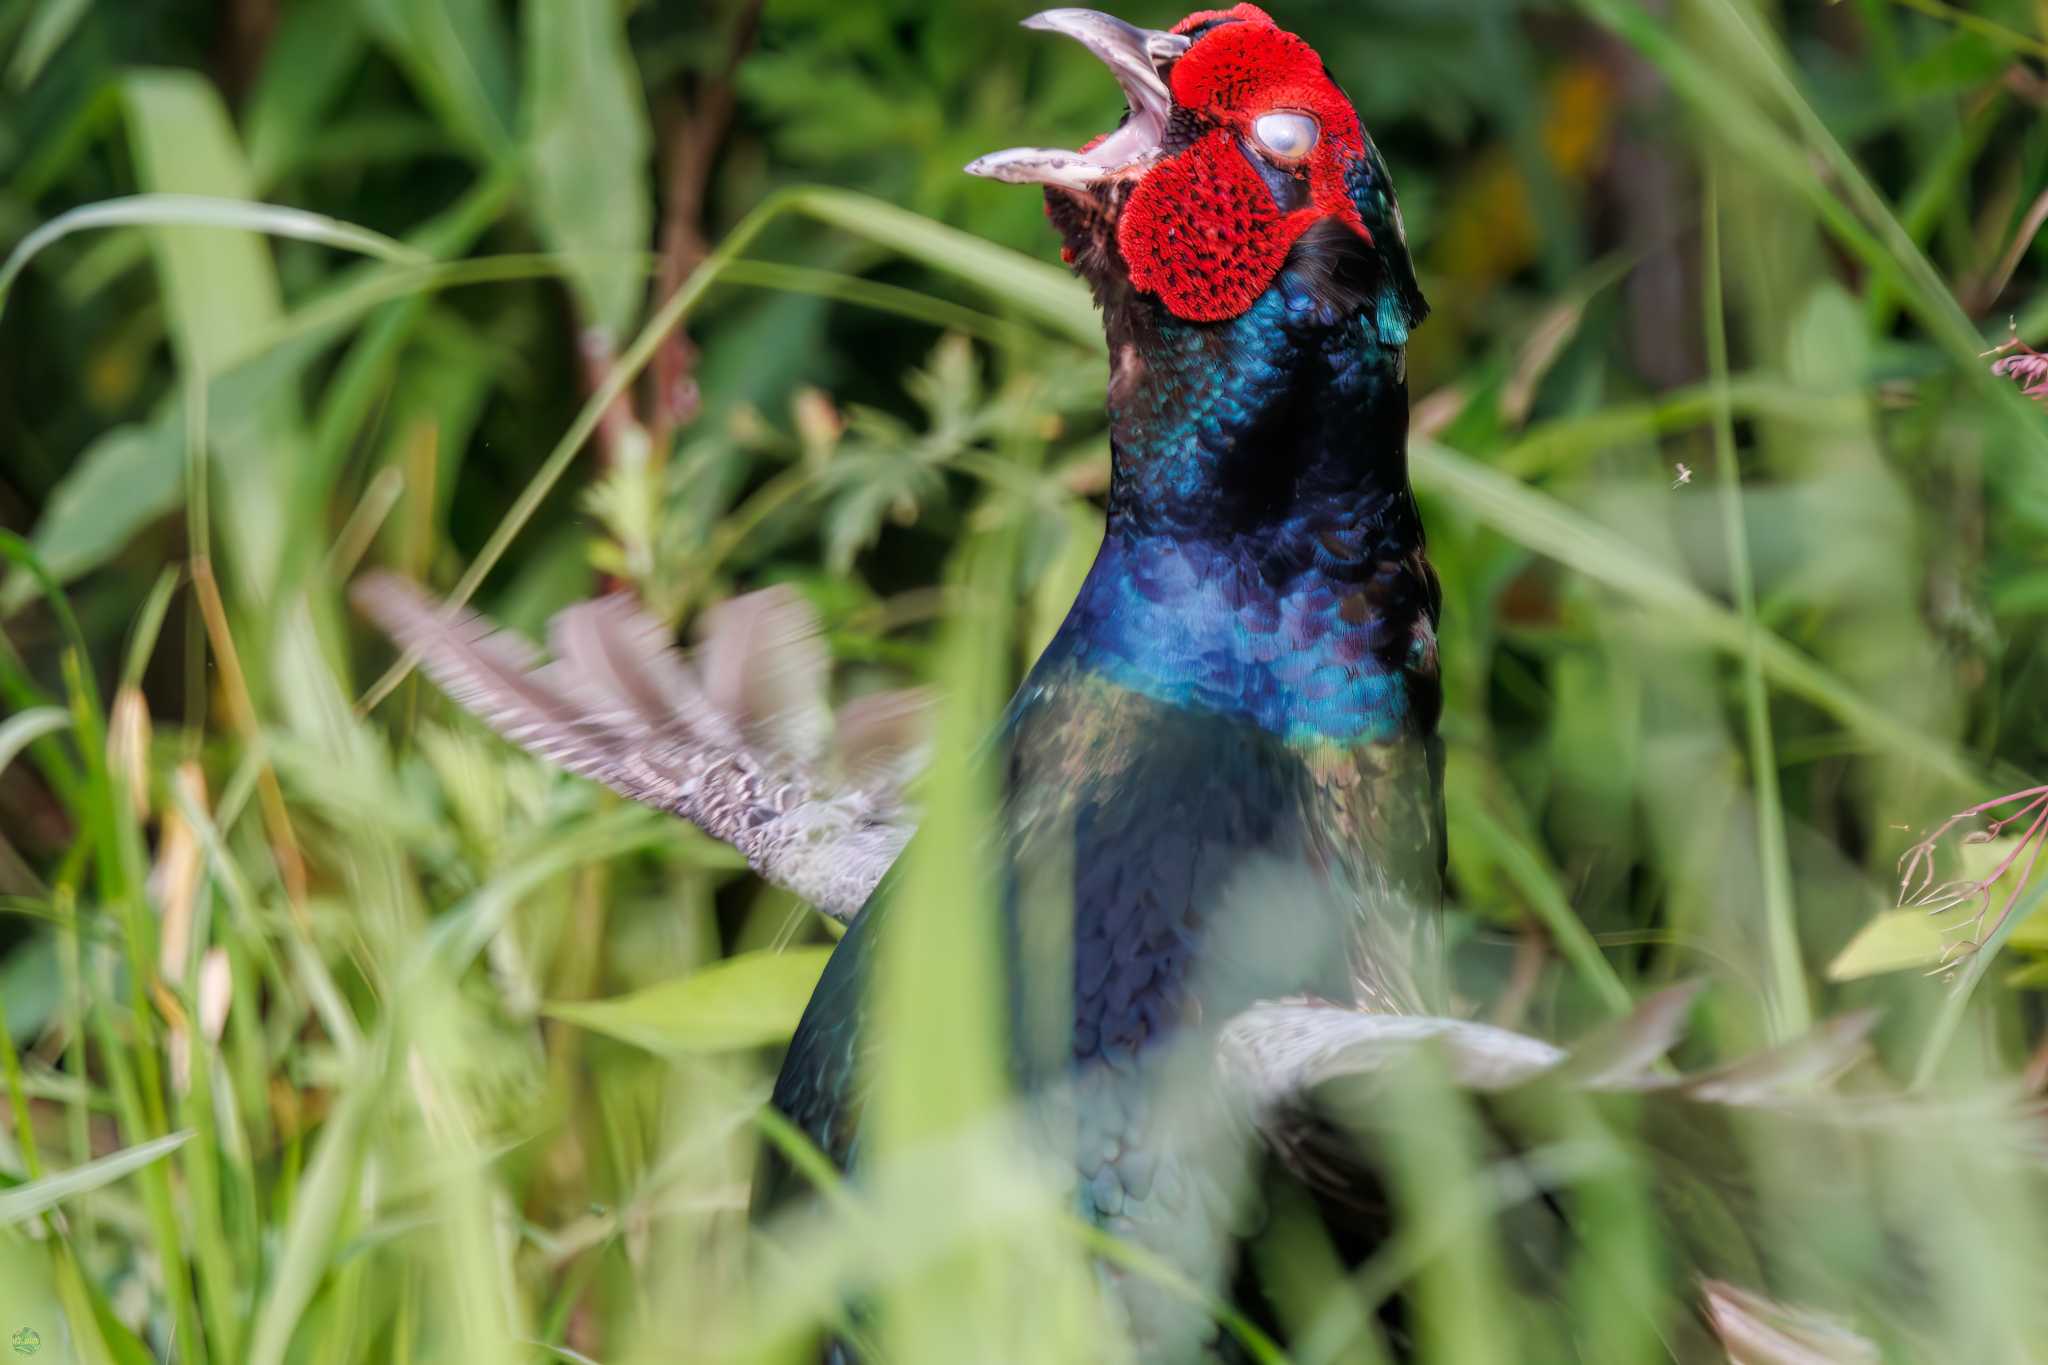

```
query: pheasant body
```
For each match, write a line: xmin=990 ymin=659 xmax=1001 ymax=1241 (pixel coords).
xmin=772 ymin=675 xmax=1440 ymax=1354
xmin=768 ymin=13 xmax=1443 ymax=1349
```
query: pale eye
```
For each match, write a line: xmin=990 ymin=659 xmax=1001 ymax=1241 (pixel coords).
xmin=1252 ymin=111 xmax=1318 ymax=160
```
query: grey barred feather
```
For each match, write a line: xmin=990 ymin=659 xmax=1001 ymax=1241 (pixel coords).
xmin=698 ymin=587 xmax=835 ymax=761
xmin=547 ymin=596 xmax=707 ymax=738
xmin=1216 ymin=1001 xmax=1567 ymax=1108
xmin=1215 ymin=989 xmax=2045 ymax=1359
xmin=833 ymin=687 xmax=935 ymax=797
xmin=1214 ymin=982 xmax=1893 ymax=1120
xmin=1702 ymin=1280 xmax=1880 ymax=1365
xmin=1680 ymin=1012 xmax=1876 ymax=1107
xmin=352 ymin=574 xmax=926 ymax=920
xmin=1213 ymin=986 xmax=2036 ymax=1147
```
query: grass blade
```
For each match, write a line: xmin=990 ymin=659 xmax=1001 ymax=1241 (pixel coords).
xmin=1410 ymin=438 xmax=1975 ymax=789
xmin=0 ymin=1131 xmax=193 ymax=1227
xmin=0 ymin=193 xmax=426 ymax=315
xmin=1703 ymin=165 xmax=1810 ymax=1039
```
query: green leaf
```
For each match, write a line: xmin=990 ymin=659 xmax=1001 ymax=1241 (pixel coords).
xmin=1827 ymin=898 xmax=2048 ymax=980
xmin=820 ymin=449 xmax=947 ymax=572
xmin=120 ymin=75 xmax=280 ymax=375
xmin=0 ymin=707 xmax=71 ymax=776
xmin=522 ymin=0 xmax=652 ymax=339
xmin=0 ymin=1229 xmax=83 ymax=1365
xmin=244 ymin=1 xmax=371 ymax=184
xmin=1 ymin=422 xmax=179 ymax=611
xmin=6 ymin=0 xmax=88 ymax=91
xmin=0 ymin=935 xmax=64 ymax=1045
xmin=1828 ymin=910 xmax=1954 ymax=980
xmin=120 ymin=69 xmax=308 ymax=599
xmin=1895 ymin=29 xmax=2012 ymax=99
xmin=0 ymin=1131 xmax=193 ymax=1227
xmin=356 ymin=0 xmax=516 ymax=160
xmin=542 ymin=947 xmax=834 ymax=1054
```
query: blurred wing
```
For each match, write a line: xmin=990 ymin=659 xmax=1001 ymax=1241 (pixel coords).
xmin=1217 ymin=991 xmax=2046 ymax=1354
xmin=1215 ymin=999 xmax=1570 ymax=1226
xmin=1702 ymin=1279 xmax=1880 ymax=1365
xmin=1217 ymin=1000 xmax=1568 ymax=1107
xmin=353 ymin=574 xmax=928 ymax=920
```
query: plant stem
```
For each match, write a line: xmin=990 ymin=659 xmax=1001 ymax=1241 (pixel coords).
xmin=1704 ymin=166 xmax=1811 ymax=1040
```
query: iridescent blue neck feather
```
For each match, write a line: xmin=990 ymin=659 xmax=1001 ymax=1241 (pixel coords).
xmin=1035 ymin=259 xmax=1434 ymax=746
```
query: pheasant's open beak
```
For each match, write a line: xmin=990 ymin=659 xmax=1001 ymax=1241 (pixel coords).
xmin=965 ymin=9 xmax=1187 ymax=191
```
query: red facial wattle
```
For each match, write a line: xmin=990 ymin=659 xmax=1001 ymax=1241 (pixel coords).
xmin=1119 ymin=6 xmax=1375 ymax=322
xmin=967 ymin=7 xmax=1395 ymax=326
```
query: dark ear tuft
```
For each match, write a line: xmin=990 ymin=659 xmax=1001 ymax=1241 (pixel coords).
xmin=1384 ymin=234 xmax=1430 ymax=337
xmin=1311 ymin=129 xmax=1426 ymax=337
xmin=1284 ymin=218 xmax=1426 ymax=339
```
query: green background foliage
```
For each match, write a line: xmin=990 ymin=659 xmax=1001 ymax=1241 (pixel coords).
xmin=2 ymin=0 xmax=2048 ymax=1359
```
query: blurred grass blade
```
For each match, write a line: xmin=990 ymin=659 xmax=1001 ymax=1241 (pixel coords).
xmin=0 ymin=420 xmax=181 ymax=612
xmin=0 ymin=708 xmax=73 ymax=775
xmin=1074 ymin=1218 xmax=1291 ymax=1364
xmin=246 ymin=1049 xmax=383 ymax=1365
xmin=119 ymin=566 xmax=182 ymax=692
xmin=6 ymin=0 xmax=87 ymax=90
xmin=1703 ymin=165 xmax=1809 ymax=1039
xmin=1574 ymin=0 xmax=2048 ymax=461
xmin=0 ymin=531 xmax=96 ymax=706
xmin=0 ymin=193 xmax=427 ymax=316
xmin=416 ymin=806 xmax=692 ymax=977
xmin=543 ymin=946 xmax=832 ymax=1054
xmin=1411 ymin=437 xmax=1974 ymax=788
xmin=870 ymin=526 xmax=1024 ymax=1364
xmin=1915 ymin=873 xmax=2048 ymax=1086
xmin=719 ymin=259 xmax=1044 ymax=351
xmin=0 ymin=1130 xmax=192 ymax=1227
xmin=527 ymin=1346 xmax=602 ymax=1365
xmin=790 ymin=187 xmax=1100 ymax=345
xmin=51 ymin=1237 xmax=151 ymax=1365
xmin=1451 ymin=789 xmax=1632 ymax=1013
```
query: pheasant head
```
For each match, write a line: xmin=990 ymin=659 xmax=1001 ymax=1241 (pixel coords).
xmin=969 ymin=5 xmax=1425 ymax=334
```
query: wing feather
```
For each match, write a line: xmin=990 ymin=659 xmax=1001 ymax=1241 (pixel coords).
xmin=353 ymin=573 xmax=925 ymax=920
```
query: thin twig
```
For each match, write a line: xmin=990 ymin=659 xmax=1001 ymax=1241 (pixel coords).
xmin=1967 ymin=188 xmax=2048 ymax=314
xmin=577 ymin=331 xmax=647 ymax=473
xmin=2005 ymin=65 xmax=2048 ymax=110
xmin=1884 ymin=0 xmax=2048 ymax=64
xmin=649 ymin=0 xmax=768 ymax=453
xmin=189 ymin=557 xmax=308 ymax=911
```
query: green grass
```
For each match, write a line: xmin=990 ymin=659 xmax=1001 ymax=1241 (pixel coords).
xmin=3 ymin=0 xmax=2048 ymax=1359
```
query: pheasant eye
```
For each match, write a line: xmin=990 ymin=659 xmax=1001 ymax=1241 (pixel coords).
xmin=1252 ymin=111 xmax=1317 ymax=160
